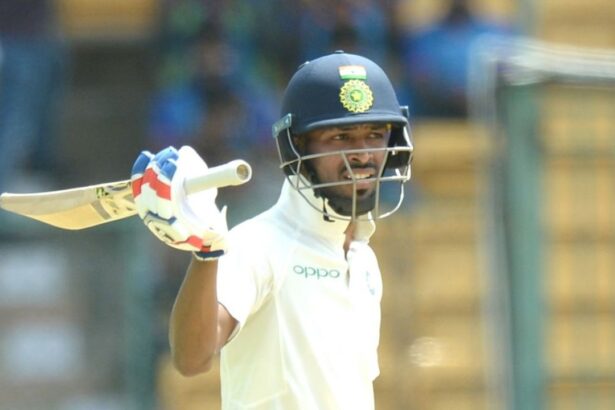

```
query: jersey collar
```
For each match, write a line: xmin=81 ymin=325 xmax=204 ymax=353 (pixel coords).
xmin=275 ymin=177 xmax=376 ymax=244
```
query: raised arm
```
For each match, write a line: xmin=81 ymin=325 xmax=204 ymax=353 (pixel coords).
xmin=169 ymin=258 xmax=237 ymax=375
xmin=130 ymin=145 xmax=240 ymax=375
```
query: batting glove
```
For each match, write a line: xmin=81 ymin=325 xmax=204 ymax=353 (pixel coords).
xmin=130 ymin=146 xmax=228 ymax=261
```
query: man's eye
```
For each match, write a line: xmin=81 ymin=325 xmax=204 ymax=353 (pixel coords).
xmin=331 ymin=134 xmax=347 ymax=141
xmin=369 ymin=133 xmax=385 ymax=139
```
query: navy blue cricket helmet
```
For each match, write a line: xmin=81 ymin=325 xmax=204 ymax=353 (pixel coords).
xmin=272 ymin=51 xmax=413 ymax=220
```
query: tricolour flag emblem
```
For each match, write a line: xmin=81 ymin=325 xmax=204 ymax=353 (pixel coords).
xmin=339 ymin=65 xmax=367 ymax=80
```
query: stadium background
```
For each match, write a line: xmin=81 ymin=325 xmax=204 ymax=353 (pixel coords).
xmin=0 ymin=1 xmax=614 ymax=409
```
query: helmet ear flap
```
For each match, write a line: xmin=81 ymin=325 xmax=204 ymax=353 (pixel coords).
xmin=384 ymin=106 xmax=414 ymax=169
xmin=273 ymin=114 xmax=301 ymax=177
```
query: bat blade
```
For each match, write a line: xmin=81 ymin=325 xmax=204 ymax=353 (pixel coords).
xmin=0 ymin=159 xmax=252 ymax=230
xmin=0 ymin=179 xmax=137 ymax=230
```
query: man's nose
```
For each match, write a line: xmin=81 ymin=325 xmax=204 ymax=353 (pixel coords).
xmin=347 ymin=149 xmax=371 ymax=164
xmin=346 ymin=139 xmax=372 ymax=164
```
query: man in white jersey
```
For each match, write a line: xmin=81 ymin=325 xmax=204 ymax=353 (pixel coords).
xmin=130 ymin=51 xmax=413 ymax=409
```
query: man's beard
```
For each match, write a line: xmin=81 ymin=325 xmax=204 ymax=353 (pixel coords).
xmin=304 ymin=159 xmax=379 ymax=217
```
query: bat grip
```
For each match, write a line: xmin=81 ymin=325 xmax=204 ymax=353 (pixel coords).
xmin=183 ymin=159 xmax=252 ymax=194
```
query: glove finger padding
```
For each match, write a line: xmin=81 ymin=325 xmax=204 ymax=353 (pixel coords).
xmin=131 ymin=147 xmax=177 ymax=220
xmin=131 ymin=145 xmax=228 ymax=259
xmin=171 ymin=146 xmax=228 ymax=254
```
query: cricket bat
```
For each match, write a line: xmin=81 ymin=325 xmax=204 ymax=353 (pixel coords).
xmin=0 ymin=159 xmax=252 ymax=230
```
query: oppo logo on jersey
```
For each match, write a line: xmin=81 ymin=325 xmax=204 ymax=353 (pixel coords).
xmin=293 ymin=265 xmax=342 ymax=279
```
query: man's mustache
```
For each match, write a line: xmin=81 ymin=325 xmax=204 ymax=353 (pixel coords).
xmin=341 ymin=161 xmax=378 ymax=173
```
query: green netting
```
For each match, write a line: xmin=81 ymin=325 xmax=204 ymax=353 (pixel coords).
xmin=470 ymin=37 xmax=615 ymax=410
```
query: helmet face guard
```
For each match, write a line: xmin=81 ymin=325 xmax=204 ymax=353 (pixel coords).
xmin=272 ymin=52 xmax=414 ymax=221
xmin=273 ymin=113 xmax=413 ymax=221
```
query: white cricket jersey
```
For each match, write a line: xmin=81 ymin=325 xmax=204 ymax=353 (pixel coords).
xmin=216 ymin=178 xmax=383 ymax=409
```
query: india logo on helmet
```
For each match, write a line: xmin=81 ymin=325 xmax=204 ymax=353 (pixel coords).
xmin=339 ymin=79 xmax=374 ymax=113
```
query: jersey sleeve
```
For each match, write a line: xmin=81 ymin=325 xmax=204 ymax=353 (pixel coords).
xmin=215 ymin=221 xmax=274 ymax=335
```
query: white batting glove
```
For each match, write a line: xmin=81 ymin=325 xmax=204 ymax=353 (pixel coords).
xmin=130 ymin=145 xmax=228 ymax=261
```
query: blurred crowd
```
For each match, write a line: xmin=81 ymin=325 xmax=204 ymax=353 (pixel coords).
xmin=146 ymin=0 xmax=511 ymax=155
xmin=147 ymin=0 xmax=398 ymax=163
xmin=0 ymin=0 xmax=67 ymax=192
xmin=0 ymin=0 xmax=512 ymax=194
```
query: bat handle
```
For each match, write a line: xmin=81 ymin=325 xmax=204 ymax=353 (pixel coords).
xmin=183 ymin=159 xmax=252 ymax=194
